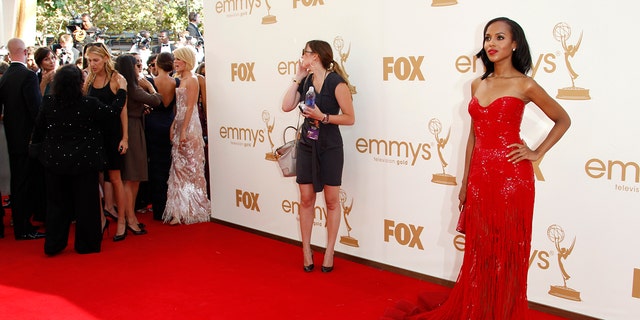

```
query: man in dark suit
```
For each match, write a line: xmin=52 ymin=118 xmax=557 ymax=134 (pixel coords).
xmin=186 ymin=12 xmax=203 ymax=41
xmin=0 ymin=38 xmax=45 ymax=240
xmin=151 ymin=31 xmax=175 ymax=54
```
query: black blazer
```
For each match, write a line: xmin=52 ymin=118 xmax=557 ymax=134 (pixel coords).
xmin=31 ymin=91 xmax=126 ymax=174
xmin=0 ymin=63 xmax=42 ymax=155
xmin=151 ymin=44 xmax=176 ymax=54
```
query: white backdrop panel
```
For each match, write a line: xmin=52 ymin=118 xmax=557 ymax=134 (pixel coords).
xmin=204 ymin=1 xmax=640 ymax=318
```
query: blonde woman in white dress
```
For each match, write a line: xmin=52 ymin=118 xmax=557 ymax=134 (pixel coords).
xmin=163 ymin=47 xmax=211 ymax=225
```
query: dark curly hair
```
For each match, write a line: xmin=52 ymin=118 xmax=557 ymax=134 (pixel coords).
xmin=51 ymin=64 xmax=84 ymax=103
xmin=476 ymin=17 xmax=532 ymax=80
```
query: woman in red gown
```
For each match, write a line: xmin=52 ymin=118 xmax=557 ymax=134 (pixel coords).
xmin=383 ymin=17 xmax=571 ymax=320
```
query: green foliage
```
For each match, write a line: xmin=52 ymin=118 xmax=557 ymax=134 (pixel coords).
xmin=36 ymin=0 xmax=203 ymax=45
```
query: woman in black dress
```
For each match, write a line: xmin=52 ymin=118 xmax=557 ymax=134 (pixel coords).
xmin=83 ymin=42 xmax=130 ymax=240
xmin=145 ymin=52 xmax=179 ymax=220
xmin=281 ymin=40 xmax=355 ymax=272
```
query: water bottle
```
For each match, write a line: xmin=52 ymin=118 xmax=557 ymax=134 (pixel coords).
xmin=305 ymin=86 xmax=316 ymax=108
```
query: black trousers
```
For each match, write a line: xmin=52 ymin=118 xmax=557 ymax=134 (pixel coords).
xmin=8 ymin=153 xmax=41 ymax=237
xmin=44 ymin=170 xmax=101 ymax=255
xmin=148 ymin=152 xmax=171 ymax=220
xmin=0 ymin=190 xmax=4 ymax=237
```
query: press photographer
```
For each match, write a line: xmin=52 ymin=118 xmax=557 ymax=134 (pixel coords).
xmin=52 ymin=34 xmax=80 ymax=65
xmin=130 ymin=31 xmax=152 ymax=72
xmin=132 ymin=31 xmax=151 ymax=51
xmin=67 ymin=13 xmax=105 ymax=49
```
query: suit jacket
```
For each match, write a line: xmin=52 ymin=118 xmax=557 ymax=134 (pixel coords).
xmin=0 ymin=63 xmax=42 ymax=155
xmin=186 ymin=22 xmax=202 ymax=39
xmin=151 ymin=44 xmax=176 ymax=54
xmin=31 ymin=92 xmax=126 ymax=174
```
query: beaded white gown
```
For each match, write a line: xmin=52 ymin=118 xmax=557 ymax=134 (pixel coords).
xmin=163 ymin=87 xmax=211 ymax=224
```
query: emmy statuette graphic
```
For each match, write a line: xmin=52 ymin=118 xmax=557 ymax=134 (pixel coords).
xmin=338 ymin=189 xmax=358 ymax=247
xmin=554 ymin=23 xmax=590 ymax=100
xmin=333 ymin=36 xmax=357 ymax=94
xmin=261 ymin=0 xmax=277 ymax=24
xmin=431 ymin=0 xmax=458 ymax=6
xmin=429 ymin=118 xmax=457 ymax=185
xmin=547 ymin=224 xmax=581 ymax=301
xmin=263 ymin=110 xmax=278 ymax=161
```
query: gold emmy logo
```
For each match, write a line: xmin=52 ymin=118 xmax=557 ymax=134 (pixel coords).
xmin=431 ymin=0 xmax=458 ymax=6
xmin=339 ymin=189 xmax=359 ymax=247
xmin=261 ymin=0 xmax=277 ymax=24
xmin=547 ymin=224 xmax=581 ymax=301
xmin=333 ymin=36 xmax=357 ymax=94
xmin=263 ymin=110 xmax=278 ymax=161
xmin=429 ymin=118 xmax=456 ymax=185
xmin=633 ymin=268 xmax=640 ymax=298
xmin=553 ymin=22 xmax=590 ymax=100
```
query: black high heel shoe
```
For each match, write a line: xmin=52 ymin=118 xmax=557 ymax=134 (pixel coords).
xmin=113 ymin=229 xmax=126 ymax=242
xmin=321 ymin=255 xmax=334 ymax=273
xmin=126 ymin=224 xmax=148 ymax=235
xmin=102 ymin=220 xmax=110 ymax=236
xmin=103 ymin=208 xmax=118 ymax=220
xmin=303 ymin=253 xmax=314 ymax=272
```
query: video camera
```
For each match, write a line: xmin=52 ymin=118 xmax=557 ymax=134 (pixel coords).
xmin=66 ymin=16 xmax=83 ymax=34
xmin=134 ymin=34 xmax=151 ymax=49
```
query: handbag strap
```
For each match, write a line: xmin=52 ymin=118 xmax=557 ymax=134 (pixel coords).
xmin=282 ymin=112 xmax=302 ymax=145
xmin=292 ymin=74 xmax=313 ymax=141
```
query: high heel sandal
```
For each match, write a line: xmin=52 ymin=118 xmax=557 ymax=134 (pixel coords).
xmin=126 ymin=224 xmax=148 ymax=235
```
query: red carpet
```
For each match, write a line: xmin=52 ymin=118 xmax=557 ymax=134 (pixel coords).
xmin=0 ymin=210 xmax=572 ymax=319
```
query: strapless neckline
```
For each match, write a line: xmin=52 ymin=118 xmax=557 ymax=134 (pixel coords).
xmin=472 ymin=96 xmax=524 ymax=108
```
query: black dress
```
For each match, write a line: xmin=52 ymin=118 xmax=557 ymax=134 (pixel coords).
xmin=145 ymin=78 xmax=179 ymax=220
xmin=88 ymin=81 xmax=124 ymax=171
xmin=295 ymin=72 xmax=345 ymax=192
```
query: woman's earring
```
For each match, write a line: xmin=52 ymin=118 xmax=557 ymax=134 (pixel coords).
xmin=512 ymin=48 xmax=516 ymax=52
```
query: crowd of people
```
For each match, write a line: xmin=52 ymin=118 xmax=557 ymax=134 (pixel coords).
xmin=0 ymin=12 xmax=210 ymax=256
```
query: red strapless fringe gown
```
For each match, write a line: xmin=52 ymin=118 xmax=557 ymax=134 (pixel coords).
xmin=383 ymin=96 xmax=535 ymax=320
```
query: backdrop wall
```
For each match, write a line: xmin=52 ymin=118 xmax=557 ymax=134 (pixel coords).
xmin=204 ymin=1 xmax=640 ymax=319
